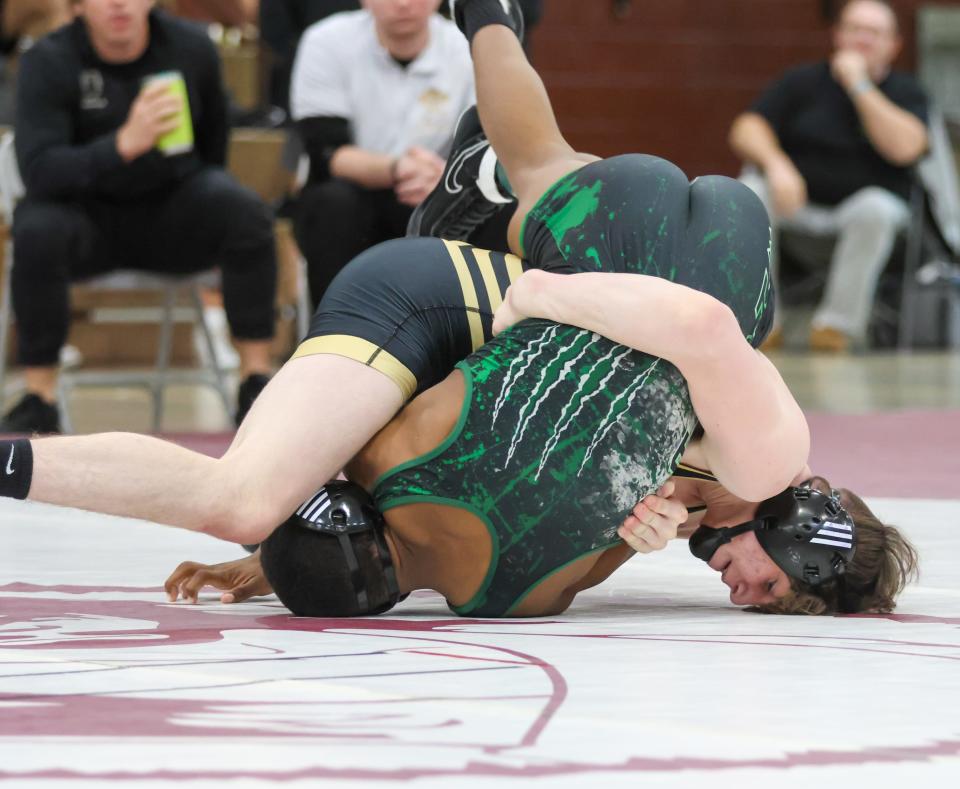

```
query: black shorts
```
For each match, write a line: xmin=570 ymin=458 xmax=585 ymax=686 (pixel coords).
xmin=292 ymin=237 xmax=528 ymax=399
xmin=520 ymin=154 xmax=775 ymax=345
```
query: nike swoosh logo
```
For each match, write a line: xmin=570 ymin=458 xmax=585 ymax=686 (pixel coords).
xmin=5 ymin=445 xmax=14 ymax=475
xmin=444 ymin=139 xmax=490 ymax=195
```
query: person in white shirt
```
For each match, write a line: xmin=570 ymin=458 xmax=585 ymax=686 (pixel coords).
xmin=290 ymin=0 xmax=474 ymax=306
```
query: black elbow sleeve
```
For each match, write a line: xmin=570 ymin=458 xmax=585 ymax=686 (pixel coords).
xmin=296 ymin=116 xmax=351 ymax=183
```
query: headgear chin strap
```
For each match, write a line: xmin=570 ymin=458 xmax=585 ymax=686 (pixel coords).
xmin=293 ymin=481 xmax=403 ymax=614
xmin=689 ymin=486 xmax=856 ymax=586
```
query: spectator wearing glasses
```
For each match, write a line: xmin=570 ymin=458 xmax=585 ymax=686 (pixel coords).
xmin=729 ymin=0 xmax=928 ymax=352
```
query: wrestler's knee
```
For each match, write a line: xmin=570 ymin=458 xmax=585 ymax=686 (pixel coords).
xmin=199 ymin=471 xmax=296 ymax=545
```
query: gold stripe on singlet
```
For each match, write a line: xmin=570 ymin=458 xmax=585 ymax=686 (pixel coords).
xmin=471 ymin=247 xmax=508 ymax=315
xmin=443 ymin=239 xmax=485 ymax=350
xmin=674 ymin=462 xmax=718 ymax=482
xmin=291 ymin=335 xmax=417 ymax=400
xmin=504 ymin=251 xmax=525 ymax=284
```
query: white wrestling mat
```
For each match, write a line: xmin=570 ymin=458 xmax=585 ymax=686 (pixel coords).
xmin=1 ymin=495 xmax=957 ymax=788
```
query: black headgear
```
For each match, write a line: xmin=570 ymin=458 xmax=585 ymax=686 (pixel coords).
xmin=689 ymin=486 xmax=857 ymax=586
xmin=292 ymin=481 xmax=404 ymax=614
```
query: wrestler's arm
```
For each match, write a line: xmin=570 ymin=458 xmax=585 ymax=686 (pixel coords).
xmin=494 ymin=270 xmax=809 ymax=502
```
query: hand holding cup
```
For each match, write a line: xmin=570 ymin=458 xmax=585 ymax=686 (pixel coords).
xmin=117 ymin=72 xmax=193 ymax=161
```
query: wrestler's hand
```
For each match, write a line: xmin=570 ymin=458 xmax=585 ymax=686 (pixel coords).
xmin=617 ymin=481 xmax=688 ymax=554
xmin=164 ymin=552 xmax=273 ymax=604
xmin=116 ymin=81 xmax=183 ymax=162
xmin=492 ymin=269 xmax=544 ymax=335
xmin=765 ymin=156 xmax=807 ymax=218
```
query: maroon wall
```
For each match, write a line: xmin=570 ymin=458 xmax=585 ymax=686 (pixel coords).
xmin=531 ymin=0 xmax=952 ymax=177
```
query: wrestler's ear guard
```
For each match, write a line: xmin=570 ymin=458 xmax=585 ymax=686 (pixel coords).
xmin=688 ymin=519 xmax=759 ymax=562
xmin=689 ymin=487 xmax=856 ymax=587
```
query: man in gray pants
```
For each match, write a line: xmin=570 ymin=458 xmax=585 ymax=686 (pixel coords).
xmin=729 ymin=0 xmax=928 ymax=352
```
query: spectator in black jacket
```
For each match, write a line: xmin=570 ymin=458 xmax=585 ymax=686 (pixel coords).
xmin=2 ymin=0 xmax=277 ymax=433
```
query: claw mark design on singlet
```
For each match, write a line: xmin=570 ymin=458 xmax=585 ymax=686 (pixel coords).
xmin=491 ymin=324 xmax=559 ymax=427
xmin=529 ymin=338 xmax=627 ymax=479
xmin=578 ymin=357 xmax=661 ymax=476
xmin=504 ymin=331 xmax=603 ymax=471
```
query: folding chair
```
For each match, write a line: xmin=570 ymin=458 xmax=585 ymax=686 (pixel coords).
xmin=896 ymin=109 xmax=960 ymax=349
xmin=0 ymin=131 xmax=234 ymax=431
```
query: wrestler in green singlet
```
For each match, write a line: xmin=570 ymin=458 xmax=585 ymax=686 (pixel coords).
xmin=373 ymin=155 xmax=773 ymax=617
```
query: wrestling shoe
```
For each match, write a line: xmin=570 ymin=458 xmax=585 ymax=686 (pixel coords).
xmin=449 ymin=0 xmax=525 ymax=41
xmin=407 ymin=105 xmax=515 ymax=241
xmin=0 ymin=393 xmax=61 ymax=434
xmin=235 ymin=373 xmax=270 ymax=427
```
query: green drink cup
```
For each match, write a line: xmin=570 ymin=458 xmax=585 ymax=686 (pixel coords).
xmin=145 ymin=71 xmax=194 ymax=156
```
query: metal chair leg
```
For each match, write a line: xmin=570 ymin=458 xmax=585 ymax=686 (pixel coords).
xmin=152 ymin=285 xmax=177 ymax=431
xmin=898 ymin=184 xmax=927 ymax=350
xmin=950 ymin=288 xmax=960 ymax=347
xmin=56 ymin=377 xmax=74 ymax=434
xmin=297 ymin=253 xmax=311 ymax=341
xmin=0 ymin=239 xmax=12 ymax=399
xmin=188 ymin=285 xmax=233 ymax=420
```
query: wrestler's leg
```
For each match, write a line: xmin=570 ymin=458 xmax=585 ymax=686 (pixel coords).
xmin=26 ymin=357 xmax=402 ymax=545
xmin=22 ymin=238 xmax=521 ymax=545
xmin=467 ymin=25 xmax=598 ymax=253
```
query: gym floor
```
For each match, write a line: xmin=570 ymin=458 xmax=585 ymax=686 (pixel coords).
xmin=1 ymin=350 xmax=958 ymax=786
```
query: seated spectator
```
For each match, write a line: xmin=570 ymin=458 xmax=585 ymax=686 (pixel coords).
xmin=729 ymin=0 xmax=928 ymax=352
xmin=260 ymin=0 xmax=359 ymax=116
xmin=1 ymin=0 xmax=277 ymax=434
xmin=290 ymin=0 xmax=474 ymax=306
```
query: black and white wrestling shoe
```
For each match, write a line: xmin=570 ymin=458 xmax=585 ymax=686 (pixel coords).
xmin=449 ymin=0 xmax=525 ymax=41
xmin=406 ymin=105 xmax=515 ymax=242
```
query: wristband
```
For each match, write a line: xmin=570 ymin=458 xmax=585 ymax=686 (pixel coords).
xmin=851 ymin=78 xmax=875 ymax=98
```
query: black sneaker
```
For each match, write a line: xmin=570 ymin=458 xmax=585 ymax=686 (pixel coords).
xmin=0 ymin=393 xmax=61 ymax=434
xmin=407 ymin=106 xmax=516 ymax=242
xmin=235 ymin=373 xmax=270 ymax=427
xmin=449 ymin=0 xmax=525 ymax=40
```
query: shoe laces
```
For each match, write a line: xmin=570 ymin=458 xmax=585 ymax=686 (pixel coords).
xmin=441 ymin=199 xmax=502 ymax=241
